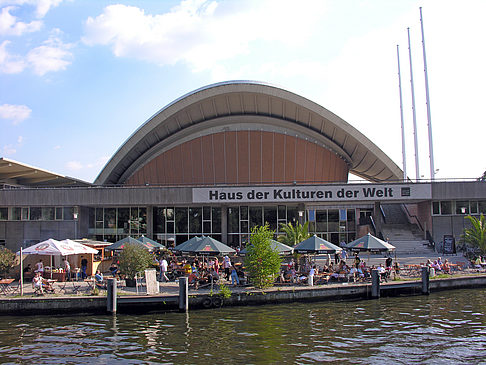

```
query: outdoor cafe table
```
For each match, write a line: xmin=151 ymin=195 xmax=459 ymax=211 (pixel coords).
xmin=0 ymin=278 xmax=15 ymax=295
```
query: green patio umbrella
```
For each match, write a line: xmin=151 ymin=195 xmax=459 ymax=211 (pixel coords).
xmin=137 ymin=236 xmax=165 ymax=250
xmin=293 ymin=235 xmax=342 ymax=254
xmin=179 ymin=236 xmax=236 ymax=255
xmin=345 ymin=233 xmax=395 ymax=253
xmin=106 ymin=236 xmax=157 ymax=251
xmin=239 ymin=239 xmax=293 ymax=256
xmin=172 ymin=236 xmax=203 ymax=252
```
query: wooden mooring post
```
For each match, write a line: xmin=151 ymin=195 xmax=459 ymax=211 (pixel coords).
xmin=179 ymin=277 xmax=188 ymax=312
xmin=371 ymin=269 xmax=380 ymax=298
xmin=421 ymin=266 xmax=430 ymax=295
xmin=107 ymin=278 xmax=117 ymax=314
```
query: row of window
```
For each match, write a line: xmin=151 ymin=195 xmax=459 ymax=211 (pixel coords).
xmin=0 ymin=207 xmax=76 ymax=221
xmin=88 ymin=207 xmax=147 ymax=237
xmin=432 ymin=201 xmax=486 ymax=215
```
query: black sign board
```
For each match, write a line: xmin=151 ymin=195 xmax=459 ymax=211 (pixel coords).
xmin=443 ymin=235 xmax=455 ymax=255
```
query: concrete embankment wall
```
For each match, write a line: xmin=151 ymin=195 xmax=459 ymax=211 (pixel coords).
xmin=2 ymin=275 xmax=486 ymax=315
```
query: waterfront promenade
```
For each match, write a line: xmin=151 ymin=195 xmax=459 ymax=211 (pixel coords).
xmin=1 ymin=252 xmax=485 ymax=316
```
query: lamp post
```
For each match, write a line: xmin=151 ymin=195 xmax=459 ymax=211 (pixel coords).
xmin=73 ymin=212 xmax=78 ymax=239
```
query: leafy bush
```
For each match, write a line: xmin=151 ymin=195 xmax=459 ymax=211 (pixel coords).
xmin=0 ymin=247 xmax=15 ymax=278
xmin=244 ymin=224 xmax=281 ymax=289
xmin=117 ymin=244 xmax=154 ymax=279
xmin=218 ymin=283 xmax=232 ymax=298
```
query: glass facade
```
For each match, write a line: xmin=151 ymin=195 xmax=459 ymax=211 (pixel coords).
xmin=153 ymin=206 xmax=222 ymax=246
xmin=88 ymin=207 xmax=147 ymax=242
xmin=432 ymin=200 xmax=486 ymax=215
xmin=0 ymin=206 xmax=76 ymax=221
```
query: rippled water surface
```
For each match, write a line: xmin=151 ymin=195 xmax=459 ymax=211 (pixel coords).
xmin=1 ymin=288 xmax=485 ymax=364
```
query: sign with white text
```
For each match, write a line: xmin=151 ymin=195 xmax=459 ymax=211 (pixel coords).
xmin=192 ymin=184 xmax=431 ymax=203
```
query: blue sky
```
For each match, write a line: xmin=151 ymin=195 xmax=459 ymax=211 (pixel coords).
xmin=1 ymin=0 xmax=485 ymax=183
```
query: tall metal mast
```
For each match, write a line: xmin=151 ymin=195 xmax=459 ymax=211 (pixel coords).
xmin=397 ymin=44 xmax=407 ymax=181
xmin=408 ymin=27 xmax=420 ymax=181
xmin=420 ymin=7 xmax=435 ymax=180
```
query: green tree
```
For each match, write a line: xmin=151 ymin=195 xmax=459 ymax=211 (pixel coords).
xmin=463 ymin=214 xmax=486 ymax=255
xmin=244 ymin=224 xmax=282 ymax=289
xmin=118 ymin=244 xmax=154 ymax=280
xmin=277 ymin=221 xmax=311 ymax=246
xmin=0 ymin=247 xmax=15 ymax=278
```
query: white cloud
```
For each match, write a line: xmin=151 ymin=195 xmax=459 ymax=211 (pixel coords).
xmin=0 ymin=6 xmax=42 ymax=35
xmin=66 ymin=156 xmax=110 ymax=172
xmin=2 ymin=144 xmax=16 ymax=155
xmin=26 ymin=32 xmax=73 ymax=75
xmin=82 ymin=0 xmax=328 ymax=72
xmin=0 ymin=0 xmax=64 ymax=19
xmin=0 ymin=33 xmax=72 ymax=75
xmin=66 ymin=160 xmax=83 ymax=171
xmin=17 ymin=135 xmax=22 ymax=143
xmin=0 ymin=40 xmax=26 ymax=73
xmin=0 ymin=103 xmax=31 ymax=124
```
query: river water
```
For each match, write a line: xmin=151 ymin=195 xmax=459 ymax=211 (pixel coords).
xmin=0 ymin=288 xmax=485 ymax=364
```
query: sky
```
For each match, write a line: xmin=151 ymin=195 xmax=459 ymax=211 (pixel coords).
xmin=1 ymin=0 xmax=485 ymax=184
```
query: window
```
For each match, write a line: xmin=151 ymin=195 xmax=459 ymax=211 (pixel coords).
xmin=189 ymin=207 xmax=202 ymax=233
xmin=0 ymin=208 xmax=7 ymax=220
xmin=63 ymin=207 xmax=74 ymax=220
xmin=42 ymin=207 xmax=54 ymax=220
xmin=175 ymin=207 xmax=188 ymax=233
xmin=455 ymin=201 xmax=469 ymax=215
xmin=11 ymin=207 xmax=21 ymax=220
xmin=30 ymin=207 xmax=41 ymax=220
xmin=432 ymin=202 xmax=440 ymax=215
xmin=55 ymin=207 xmax=63 ymax=220
xmin=440 ymin=201 xmax=452 ymax=215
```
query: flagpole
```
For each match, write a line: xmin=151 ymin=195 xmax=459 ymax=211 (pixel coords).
xmin=420 ymin=7 xmax=435 ymax=180
xmin=408 ymin=27 xmax=420 ymax=181
xmin=397 ymin=44 xmax=407 ymax=181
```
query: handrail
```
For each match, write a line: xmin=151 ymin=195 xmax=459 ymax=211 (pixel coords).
xmin=369 ymin=215 xmax=377 ymax=236
xmin=380 ymin=205 xmax=387 ymax=224
xmin=401 ymin=204 xmax=425 ymax=233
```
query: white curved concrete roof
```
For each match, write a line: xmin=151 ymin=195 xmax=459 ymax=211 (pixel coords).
xmin=95 ymin=81 xmax=403 ymax=185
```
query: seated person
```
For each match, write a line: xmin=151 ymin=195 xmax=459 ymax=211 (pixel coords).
xmin=182 ymin=261 xmax=192 ymax=275
xmin=209 ymin=269 xmax=219 ymax=282
xmin=94 ymin=270 xmax=106 ymax=289
xmin=443 ymin=259 xmax=451 ymax=274
xmin=32 ymin=271 xmax=43 ymax=294
xmin=109 ymin=263 xmax=118 ymax=276
xmin=377 ymin=264 xmax=387 ymax=281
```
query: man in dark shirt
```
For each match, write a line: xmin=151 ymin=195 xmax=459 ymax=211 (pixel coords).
xmin=81 ymin=257 xmax=88 ymax=279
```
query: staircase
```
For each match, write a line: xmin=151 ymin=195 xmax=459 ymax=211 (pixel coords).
xmin=380 ymin=204 xmax=435 ymax=255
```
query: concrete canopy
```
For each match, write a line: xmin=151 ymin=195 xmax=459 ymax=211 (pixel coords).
xmin=95 ymin=81 xmax=403 ymax=185
xmin=0 ymin=158 xmax=92 ymax=187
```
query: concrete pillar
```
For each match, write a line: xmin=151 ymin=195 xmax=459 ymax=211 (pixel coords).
xmin=107 ymin=278 xmax=117 ymax=314
xmin=421 ymin=266 xmax=430 ymax=295
xmin=221 ymin=205 xmax=228 ymax=244
xmin=146 ymin=205 xmax=153 ymax=239
xmin=371 ymin=269 xmax=380 ymax=298
xmin=179 ymin=277 xmax=188 ymax=312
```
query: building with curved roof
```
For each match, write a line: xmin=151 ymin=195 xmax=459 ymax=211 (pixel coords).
xmin=1 ymin=81 xmax=485 ymax=253
xmin=96 ymin=81 xmax=403 ymax=186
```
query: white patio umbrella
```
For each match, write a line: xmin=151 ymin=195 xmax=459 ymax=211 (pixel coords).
xmin=17 ymin=238 xmax=98 ymax=287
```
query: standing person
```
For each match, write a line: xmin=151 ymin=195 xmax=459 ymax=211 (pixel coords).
xmin=159 ymin=256 xmax=169 ymax=282
xmin=354 ymin=253 xmax=361 ymax=269
xmin=214 ymin=257 xmax=220 ymax=274
xmin=223 ymin=255 xmax=231 ymax=280
xmin=308 ymin=265 xmax=316 ymax=286
xmin=63 ymin=258 xmax=71 ymax=281
xmin=230 ymin=266 xmax=240 ymax=286
xmin=35 ymin=259 xmax=44 ymax=275
xmin=340 ymin=248 xmax=347 ymax=264
xmin=80 ymin=256 xmax=88 ymax=279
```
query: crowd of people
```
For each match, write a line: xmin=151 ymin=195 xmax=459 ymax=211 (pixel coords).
xmin=278 ymin=253 xmax=399 ymax=285
xmin=156 ymin=253 xmax=244 ymax=289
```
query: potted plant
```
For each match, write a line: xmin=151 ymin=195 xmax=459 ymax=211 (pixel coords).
xmin=117 ymin=244 xmax=153 ymax=287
